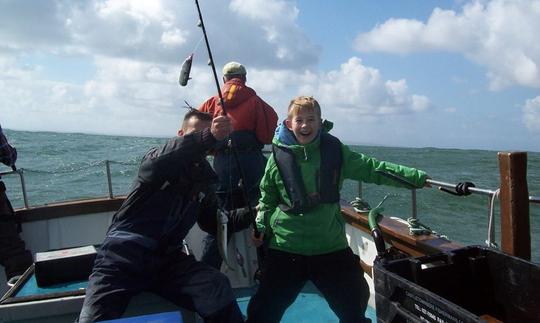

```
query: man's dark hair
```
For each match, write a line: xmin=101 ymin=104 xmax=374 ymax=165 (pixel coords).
xmin=184 ymin=109 xmax=212 ymax=123
xmin=181 ymin=109 xmax=213 ymax=133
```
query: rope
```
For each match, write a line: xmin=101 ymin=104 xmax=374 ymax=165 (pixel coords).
xmin=108 ymin=160 xmax=140 ymax=166
xmin=439 ymin=181 xmax=476 ymax=196
xmin=19 ymin=160 xmax=140 ymax=174
xmin=407 ymin=217 xmax=448 ymax=240
xmin=350 ymin=197 xmax=371 ymax=213
xmin=485 ymin=188 xmax=500 ymax=248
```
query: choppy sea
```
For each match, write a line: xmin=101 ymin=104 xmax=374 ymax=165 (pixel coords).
xmin=2 ymin=129 xmax=539 ymax=263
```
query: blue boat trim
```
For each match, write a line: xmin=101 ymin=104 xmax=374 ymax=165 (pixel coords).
xmin=98 ymin=311 xmax=183 ymax=323
xmin=234 ymin=283 xmax=376 ymax=322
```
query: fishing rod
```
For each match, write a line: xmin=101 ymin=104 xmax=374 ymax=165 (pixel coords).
xmin=181 ymin=0 xmax=262 ymax=242
xmin=193 ymin=0 xmax=227 ymax=113
xmin=180 ymin=2 xmax=227 ymax=114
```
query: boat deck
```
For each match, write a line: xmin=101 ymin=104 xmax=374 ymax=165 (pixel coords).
xmin=1 ymin=271 xmax=377 ymax=322
xmin=235 ymin=283 xmax=377 ymax=322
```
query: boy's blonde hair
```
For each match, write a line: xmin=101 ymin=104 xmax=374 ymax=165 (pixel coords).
xmin=287 ymin=96 xmax=321 ymax=119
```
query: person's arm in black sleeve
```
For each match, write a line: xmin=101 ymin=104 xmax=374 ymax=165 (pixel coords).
xmin=137 ymin=128 xmax=217 ymax=187
xmin=0 ymin=125 xmax=17 ymax=167
xmin=197 ymin=189 xmax=218 ymax=235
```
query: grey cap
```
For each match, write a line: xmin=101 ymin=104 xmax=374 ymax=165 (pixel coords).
xmin=222 ymin=61 xmax=246 ymax=76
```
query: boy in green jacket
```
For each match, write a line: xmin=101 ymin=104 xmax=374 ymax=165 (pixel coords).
xmin=246 ymin=96 xmax=429 ymax=323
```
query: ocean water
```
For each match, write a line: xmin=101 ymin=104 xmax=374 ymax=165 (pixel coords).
xmin=2 ymin=129 xmax=539 ymax=263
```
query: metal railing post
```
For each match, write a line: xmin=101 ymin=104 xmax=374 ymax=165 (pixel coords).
xmin=411 ymin=189 xmax=417 ymax=219
xmin=105 ymin=160 xmax=113 ymax=199
xmin=485 ymin=194 xmax=497 ymax=248
xmin=18 ymin=169 xmax=29 ymax=208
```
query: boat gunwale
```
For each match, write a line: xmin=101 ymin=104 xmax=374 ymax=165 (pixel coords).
xmin=14 ymin=196 xmax=126 ymax=222
xmin=341 ymin=205 xmax=462 ymax=257
xmin=14 ymin=197 xmax=463 ymax=278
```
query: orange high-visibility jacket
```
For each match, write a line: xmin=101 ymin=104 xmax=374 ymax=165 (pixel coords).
xmin=199 ymin=79 xmax=278 ymax=144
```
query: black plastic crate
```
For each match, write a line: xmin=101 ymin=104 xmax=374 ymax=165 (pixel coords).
xmin=374 ymin=246 xmax=540 ymax=323
xmin=34 ymin=245 xmax=97 ymax=287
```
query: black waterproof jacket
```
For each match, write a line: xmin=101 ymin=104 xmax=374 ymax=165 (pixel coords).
xmin=107 ymin=128 xmax=219 ymax=250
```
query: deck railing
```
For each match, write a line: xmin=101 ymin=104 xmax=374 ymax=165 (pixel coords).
xmin=2 ymin=153 xmax=539 ymax=259
xmin=357 ymin=179 xmax=539 ymax=217
xmin=3 ymin=160 xmax=539 ymax=210
xmin=0 ymin=169 xmax=29 ymax=208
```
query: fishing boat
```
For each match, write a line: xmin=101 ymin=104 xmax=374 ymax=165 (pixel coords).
xmin=0 ymin=151 xmax=538 ymax=322
xmin=2 ymin=0 xmax=540 ymax=320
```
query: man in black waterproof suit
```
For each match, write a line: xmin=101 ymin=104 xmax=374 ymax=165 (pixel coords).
xmin=0 ymin=124 xmax=33 ymax=280
xmin=78 ymin=111 xmax=244 ymax=323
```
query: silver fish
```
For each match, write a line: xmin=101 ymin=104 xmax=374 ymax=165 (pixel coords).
xmin=217 ymin=209 xmax=234 ymax=270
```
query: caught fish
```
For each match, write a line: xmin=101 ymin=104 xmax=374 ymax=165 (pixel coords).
xmin=235 ymin=247 xmax=247 ymax=278
xmin=216 ymin=209 xmax=234 ymax=270
xmin=179 ymin=54 xmax=193 ymax=86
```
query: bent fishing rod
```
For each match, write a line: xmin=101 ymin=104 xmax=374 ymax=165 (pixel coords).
xmin=181 ymin=0 xmax=260 ymax=240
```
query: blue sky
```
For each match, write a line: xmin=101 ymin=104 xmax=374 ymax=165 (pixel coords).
xmin=1 ymin=0 xmax=539 ymax=152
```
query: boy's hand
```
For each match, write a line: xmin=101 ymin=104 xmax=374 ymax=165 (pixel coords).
xmin=251 ymin=230 xmax=264 ymax=247
xmin=211 ymin=116 xmax=231 ymax=141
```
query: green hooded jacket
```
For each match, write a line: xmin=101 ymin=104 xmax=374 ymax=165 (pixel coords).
xmin=256 ymin=122 xmax=428 ymax=256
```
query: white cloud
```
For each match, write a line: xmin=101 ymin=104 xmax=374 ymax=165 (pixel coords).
xmin=160 ymin=28 xmax=188 ymax=47
xmin=0 ymin=54 xmax=203 ymax=136
xmin=316 ymin=57 xmax=431 ymax=119
xmin=246 ymin=57 xmax=431 ymax=123
xmin=411 ymin=95 xmax=430 ymax=112
xmin=354 ymin=0 xmax=540 ymax=90
xmin=0 ymin=0 xmax=318 ymax=69
xmin=1 ymin=51 xmax=430 ymax=138
xmin=523 ymin=96 xmax=540 ymax=132
xmin=0 ymin=0 xmax=430 ymax=142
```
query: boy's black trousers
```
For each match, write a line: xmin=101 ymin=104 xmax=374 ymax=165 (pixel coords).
xmin=247 ymin=247 xmax=371 ymax=323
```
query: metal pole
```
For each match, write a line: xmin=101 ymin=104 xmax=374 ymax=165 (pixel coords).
xmin=18 ymin=169 xmax=29 ymax=208
xmin=485 ymin=194 xmax=497 ymax=247
xmin=194 ymin=0 xmax=227 ymax=113
xmin=426 ymin=179 xmax=495 ymax=196
xmin=411 ymin=189 xmax=417 ymax=219
xmin=105 ymin=160 xmax=113 ymax=199
xmin=192 ymin=0 xmax=258 ymax=238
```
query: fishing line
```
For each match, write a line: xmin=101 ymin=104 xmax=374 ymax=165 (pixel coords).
xmin=189 ymin=0 xmax=263 ymax=276
xmin=191 ymin=0 xmax=258 ymax=235
xmin=192 ymin=36 xmax=204 ymax=55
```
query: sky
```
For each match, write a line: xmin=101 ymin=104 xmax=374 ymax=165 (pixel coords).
xmin=1 ymin=0 xmax=540 ymax=152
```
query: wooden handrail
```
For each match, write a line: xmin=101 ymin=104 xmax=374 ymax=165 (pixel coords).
xmin=341 ymin=205 xmax=462 ymax=257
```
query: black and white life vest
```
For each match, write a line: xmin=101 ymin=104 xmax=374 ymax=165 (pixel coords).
xmin=272 ymin=133 xmax=342 ymax=215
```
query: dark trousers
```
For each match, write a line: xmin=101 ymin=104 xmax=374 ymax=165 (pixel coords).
xmin=79 ymin=238 xmax=244 ymax=323
xmin=0 ymin=189 xmax=33 ymax=279
xmin=247 ymin=248 xmax=370 ymax=323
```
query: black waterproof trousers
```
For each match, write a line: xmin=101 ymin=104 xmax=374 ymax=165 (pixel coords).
xmin=79 ymin=237 xmax=244 ymax=323
xmin=247 ymin=247 xmax=371 ymax=323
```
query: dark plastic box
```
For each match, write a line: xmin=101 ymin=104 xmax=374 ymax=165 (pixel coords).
xmin=34 ymin=245 xmax=97 ymax=287
xmin=374 ymin=246 xmax=540 ymax=323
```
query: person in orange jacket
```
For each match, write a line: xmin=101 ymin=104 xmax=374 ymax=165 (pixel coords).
xmin=198 ymin=62 xmax=278 ymax=269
